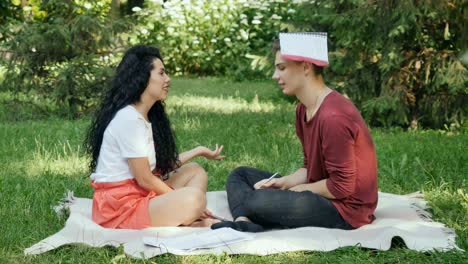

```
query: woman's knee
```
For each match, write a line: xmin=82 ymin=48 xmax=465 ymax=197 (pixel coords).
xmin=180 ymin=187 xmax=206 ymax=214
xmin=185 ymin=162 xmax=207 ymax=178
xmin=148 ymin=187 xmax=206 ymax=226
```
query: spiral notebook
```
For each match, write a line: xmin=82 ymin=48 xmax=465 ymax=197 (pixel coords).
xmin=279 ymin=32 xmax=329 ymax=66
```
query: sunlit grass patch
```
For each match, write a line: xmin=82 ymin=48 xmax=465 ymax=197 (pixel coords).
xmin=167 ymin=95 xmax=278 ymax=114
xmin=178 ymin=115 xmax=202 ymax=131
xmin=170 ymin=77 xmax=282 ymax=102
xmin=26 ymin=139 xmax=88 ymax=177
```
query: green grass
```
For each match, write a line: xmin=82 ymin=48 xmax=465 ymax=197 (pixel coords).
xmin=0 ymin=77 xmax=466 ymax=263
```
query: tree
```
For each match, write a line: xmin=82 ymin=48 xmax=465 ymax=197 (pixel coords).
xmin=293 ymin=0 xmax=467 ymax=128
xmin=0 ymin=0 xmax=131 ymax=118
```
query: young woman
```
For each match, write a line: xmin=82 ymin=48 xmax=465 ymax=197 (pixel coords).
xmin=85 ymin=45 xmax=224 ymax=229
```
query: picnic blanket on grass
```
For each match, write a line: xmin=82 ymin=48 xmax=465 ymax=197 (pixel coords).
xmin=24 ymin=191 xmax=462 ymax=258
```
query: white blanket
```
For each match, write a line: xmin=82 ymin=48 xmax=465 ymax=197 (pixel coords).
xmin=24 ymin=191 xmax=461 ymax=258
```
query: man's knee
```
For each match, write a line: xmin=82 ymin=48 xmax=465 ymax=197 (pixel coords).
xmin=227 ymin=166 xmax=253 ymax=180
xmin=230 ymin=166 xmax=252 ymax=176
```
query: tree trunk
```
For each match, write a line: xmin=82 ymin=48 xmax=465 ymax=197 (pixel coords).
xmin=109 ymin=0 xmax=120 ymax=18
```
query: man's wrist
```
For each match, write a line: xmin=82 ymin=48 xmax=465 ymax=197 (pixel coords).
xmin=279 ymin=177 xmax=292 ymax=189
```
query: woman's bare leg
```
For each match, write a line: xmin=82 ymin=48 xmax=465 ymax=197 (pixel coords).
xmin=148 ymin=162 xmax=211 ymax=226
xmin=148 ymin=187 xmax=206 ymax=226
xmin=165 ymin=162 xmax=208 ymax=191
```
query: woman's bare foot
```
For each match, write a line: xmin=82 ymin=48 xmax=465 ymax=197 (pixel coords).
xmin=189 ymin=218 xmax=221 ymax=227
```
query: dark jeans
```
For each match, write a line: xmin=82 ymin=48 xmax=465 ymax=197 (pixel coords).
xmin=226 ymin=166 xmax=354 ymax=230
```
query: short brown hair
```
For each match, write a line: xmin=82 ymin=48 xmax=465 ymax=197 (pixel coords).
xmin=272 ymin=39 xmax=324 ymax=76
xmin=272 ymin=39 xmax=281 ymax=53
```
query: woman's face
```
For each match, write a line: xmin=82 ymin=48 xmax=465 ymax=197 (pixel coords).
xmin=144 ymin=58 xmax=171 ymax=102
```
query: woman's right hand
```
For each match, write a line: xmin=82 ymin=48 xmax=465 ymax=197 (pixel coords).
xmin=254 ymin=177 xmax=284 ymax=190
xmin=197 ymin=144 xmax=225 ymax=160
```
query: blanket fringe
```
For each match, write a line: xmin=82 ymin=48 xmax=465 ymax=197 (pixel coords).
xmin=404 ymin=191 xmax=425 ymax=199
xmin=408 ymin=193 xmax=463 ymax=252
xmin=407 ymin=192 xmax=433 ymax=222
xmin=442 ymin=227 xmax=456 ymax=236
xmin=413 ymin=206 xmax=433 ymax=222
xmin=52 ymin=190 xmax=76 ymax=219
xmin=443 ymin=228 xmax=463 ymax=251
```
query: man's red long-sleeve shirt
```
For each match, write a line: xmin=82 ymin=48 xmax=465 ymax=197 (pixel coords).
xmin=295 ymin=91 xmax=378 ymax=228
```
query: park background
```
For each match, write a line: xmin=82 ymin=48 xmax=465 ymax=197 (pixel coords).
xmin=0 ymin=0 xmax=466 ymax=263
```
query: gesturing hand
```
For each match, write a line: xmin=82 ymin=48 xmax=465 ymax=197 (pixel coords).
xmin=198 ymin=144 xmax=225 ymax=160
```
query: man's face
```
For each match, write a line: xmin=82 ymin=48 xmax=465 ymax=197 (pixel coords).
xmin=272 ymin=51 xmax=305 ymax=96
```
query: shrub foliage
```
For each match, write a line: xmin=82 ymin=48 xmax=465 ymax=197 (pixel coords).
xmin=0 ymin=0 xmax=129 ymax=118
xmin=292 ymin=0 xmax=467 ymax=128
xmin=131 ymin=0 xmax=297 ymax=80
xmin=0 ymin=0 xmax=465 ymax=128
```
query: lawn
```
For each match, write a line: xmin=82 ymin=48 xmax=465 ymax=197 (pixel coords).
xmin=0 ymin=78 xmax=466 ymax=263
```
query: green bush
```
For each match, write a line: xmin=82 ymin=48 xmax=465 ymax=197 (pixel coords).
xmin=0 ymin=0 xmax=465 ymax=129
xmin=0 ymin=0 xmax=129 ymax=118
xmin=131 ymin=0 xmax=298 ymax=80
xmin=292 ymin=0 xmax=467 ymax=128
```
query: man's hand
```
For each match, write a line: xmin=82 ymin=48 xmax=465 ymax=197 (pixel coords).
xmin=254 ymin=177 xmax=285 ymax=189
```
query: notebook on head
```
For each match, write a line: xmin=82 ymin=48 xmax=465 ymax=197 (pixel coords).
xmin=279 ymin=32 xmax=329 ymax=67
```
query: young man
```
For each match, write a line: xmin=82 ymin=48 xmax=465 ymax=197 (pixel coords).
xmin=212 ymin=33 xmax=378 ymax=232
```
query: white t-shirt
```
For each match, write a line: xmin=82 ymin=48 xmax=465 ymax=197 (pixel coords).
xmin=90 ymin=105 xmax=156 ymax=183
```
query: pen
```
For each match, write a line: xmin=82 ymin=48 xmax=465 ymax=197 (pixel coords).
xmin=259 ymin=172 xmax=279 ymax=187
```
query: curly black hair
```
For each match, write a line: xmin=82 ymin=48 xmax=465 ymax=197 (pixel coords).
xmin=84 ymin=45 xmax=179 ymax=176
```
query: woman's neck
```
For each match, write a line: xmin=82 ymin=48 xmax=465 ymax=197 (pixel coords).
xmin=132 ymin=101 xmax=151 ymax=121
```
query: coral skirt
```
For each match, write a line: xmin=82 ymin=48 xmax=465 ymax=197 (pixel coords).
xmin=91 ymin=179 xmax=158 ymax=229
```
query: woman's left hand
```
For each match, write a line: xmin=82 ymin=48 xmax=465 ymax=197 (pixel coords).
xmin=198 ymin=144 xmax=225 ymax=160
xmin=200 ymin=208 xmax=213 ymax=219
